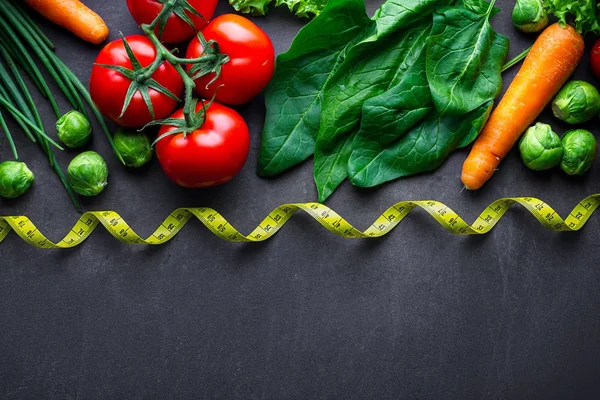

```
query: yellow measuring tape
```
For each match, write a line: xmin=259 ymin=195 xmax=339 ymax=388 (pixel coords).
xmin=1 ymin=194 xmax=599 ymax=248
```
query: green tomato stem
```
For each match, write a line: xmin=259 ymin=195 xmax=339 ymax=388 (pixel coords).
xmin=136 ymin=6 xmax=228 ymax=138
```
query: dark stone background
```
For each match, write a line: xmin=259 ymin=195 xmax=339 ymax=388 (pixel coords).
xmin=1 ymin=0 xmax=600 ymax=398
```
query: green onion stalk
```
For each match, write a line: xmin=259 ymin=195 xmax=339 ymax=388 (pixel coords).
xmin=0 ymin=0 xmax=125 ymax=211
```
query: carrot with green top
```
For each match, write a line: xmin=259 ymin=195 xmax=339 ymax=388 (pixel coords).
xmin=462 ymin=22 xmax=584 ymax=190
xmin=25 ymin=0 xmax=109 ymax=44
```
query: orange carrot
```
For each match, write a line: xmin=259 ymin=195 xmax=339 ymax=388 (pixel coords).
xmin=461 ymin=23 xmax=584 ymax=190
xmin=25 ymin=0 xmax=109 ymax=44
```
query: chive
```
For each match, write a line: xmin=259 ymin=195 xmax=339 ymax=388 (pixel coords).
xmin=0 ymin=11 xmax=78 ymax=108
xmin=0 ymin=39 xmax=44 ymax=129
xmin=0 ymin=110 xmax=18 ymax=160
xmin=0 ymin=23 xmax=60 ymax=117
xmin=502 ymin=46 xmax=532 ymax=73
xmin=7 ymin=1 xmax=124 ymax=164
xmin=3 ymin=1 xmax=85 ymax=112
xmin=0 ymin=33 xmax=46 ymax=97
xmin=0 ymin=61 xmax=39 ymax=142
xmin=0 ymin=94 xmax=64 ymax=150
xmin=19 ymin=5 xmax=55 ymax=51
xmin=0 ymin=78 xmax=37 ymax=143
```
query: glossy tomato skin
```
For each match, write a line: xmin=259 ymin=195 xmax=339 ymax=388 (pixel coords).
xmin=591 ymin=39 xmax=600 ymax=79
xmin=126 ymin=0 xmax=218 ymax=43
xmin=155 ymin=102 xmax=250 ymax=188
xmin=186 ymin=14 xmax=275 ymax=105
xmin=90 ymin=35 xmax=184 ymax=128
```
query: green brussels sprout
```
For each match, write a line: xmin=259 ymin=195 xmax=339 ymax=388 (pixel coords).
xmin=560 ymin=129 xmax=597 ymax=175
xmin=552 ymin=81 xmax=600 ymax=124
xmin=0 ymin=161 xmax=34 ymax=199
xmin=512 ymin=0 xmax=548 ymax=33
xmin=56 ymin=110 xmax=92 ymax=148
xmin=67 ymin=151 xmax=108 ymax=196
xmin=113 ymin=129 xmax=153 ymax=168
xmin=519 ymin=123 xmax=563 ymax=170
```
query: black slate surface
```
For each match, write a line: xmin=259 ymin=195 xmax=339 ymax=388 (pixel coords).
xmin=2 ymin=1 xmax=600 ymax=399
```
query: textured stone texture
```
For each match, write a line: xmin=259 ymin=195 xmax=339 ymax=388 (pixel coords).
xmin=1 ymin=1 xmax=600 ymax=399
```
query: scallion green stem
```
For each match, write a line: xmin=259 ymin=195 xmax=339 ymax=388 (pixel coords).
xmin=0 ymin=21 xmax=60 ymax=117
xmin=0 ymin=78 xmax=37 ymax=143
xmin=3 ymin=1 xmax=85 ymax=113
xmin=0 ymin=9 xmax=78 ymax=108
xmin=502 ymin=46 xmax=532 ymax=73
xmin=0 ymin=94 xmax=64 ymax=150
xmin=0 ymin=110 xmax=18 ymax=160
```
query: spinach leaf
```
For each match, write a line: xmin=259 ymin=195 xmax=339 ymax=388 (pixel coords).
xmin=347 ymin=49 xmax=433 ymax=183
xmin=348 ymin=102 xmax=493 ymax=188
xmin=314 ymin=12 xmax=439 ymax=202
xmin=426 ymin=0 xmax=509 ymax=115
xmin=258 ymin=0 xmax=371 ymax=177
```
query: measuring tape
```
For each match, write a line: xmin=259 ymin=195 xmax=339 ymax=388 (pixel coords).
xmin=1 ymin=194 xmax=599 ymax=248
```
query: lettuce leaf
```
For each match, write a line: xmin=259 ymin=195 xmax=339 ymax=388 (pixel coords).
xmin=545 ymin=0 xmax=600 ymax=34
xmin=228 ymin=0 xmax=326 ymax=18
xmin=275 ymin=0 xmax=327 ymax=17
xmin=228 ymin=0 xmax=273 ymax=16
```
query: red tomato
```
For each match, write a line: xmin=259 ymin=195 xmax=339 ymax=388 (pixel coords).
xmin=126 ymin=0 xmax=218 ymax=44
xmin=591 ymin=39 xmax=600 ymax=79
xmin=155 ymin=102 xmax=251 ymax=188
xmin=186 ymin=14 xmax=275 ymax=105
xmin=90 ymin=35 xmax=184 ymax=128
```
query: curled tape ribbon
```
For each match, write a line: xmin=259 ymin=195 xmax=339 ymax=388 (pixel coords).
xmin=1 ymin=195 xmax=599 ymax=248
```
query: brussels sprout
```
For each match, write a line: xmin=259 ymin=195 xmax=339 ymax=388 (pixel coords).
xmin=519 ymin=123 xmax=563 ymax=170
xmin=113 ymin=129 xmax=153 ymax=168
xmin=56 ymin=110 xmax=92 ymax=148
xmin=67 ymin=151 xmax=108 ymax=196
xmin=552 ymin=81 xmax=600 ymax=124
xmin=0 ymin=161 xmax=34 ymax=199
xmin=560 ymin=129 xmax=597 ymax=176
xmin=512 ymin=0 xmax=548 ymax=33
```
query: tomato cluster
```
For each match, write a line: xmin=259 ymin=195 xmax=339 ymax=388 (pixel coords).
xmin=89 ymin=0 xmax=274 ymax=188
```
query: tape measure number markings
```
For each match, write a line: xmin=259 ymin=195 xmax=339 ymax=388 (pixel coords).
xmin=1 ymin=195 xmax=599 ymax=248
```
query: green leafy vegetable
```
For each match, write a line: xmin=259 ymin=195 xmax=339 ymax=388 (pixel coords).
xmin=315 ymin=19 xmax=435 ymax=201
xmin=276 ymin=0 xmax=327 ymax=17
xmin=426 ymin=0 xmax=508 ymax=115
xmin=258 ymin=0 xmax=371 ymax=177
xmin=259 ymin=0 xmax=508 ymax=201
xmin=545 ymin=0 xmax=600 ymax=34
xmin=228 ymin=0 xmax=272 ymax=16
xmin=228 ymin=0 xmax=326 ymax=17
xmin=350 ymin=102 xmax=493 ymax=187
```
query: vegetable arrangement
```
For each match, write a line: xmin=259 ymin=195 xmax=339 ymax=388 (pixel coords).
xmin=462 ymin=23 xmax=584 ymax=189
xmin=4 ymin=0 xmax=600 ymax=247
xmin=89 ymin=1 xmax=274 ymax=189
xmin=259 ymin=0 xmax=509 ymax=201
xmin=2 ymin=0 xmax=600 ymax=219
xmin=0 ymin=0 xmax=121 ymax=209
xmin=464 ymin=0 xmax=600 ymax=189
